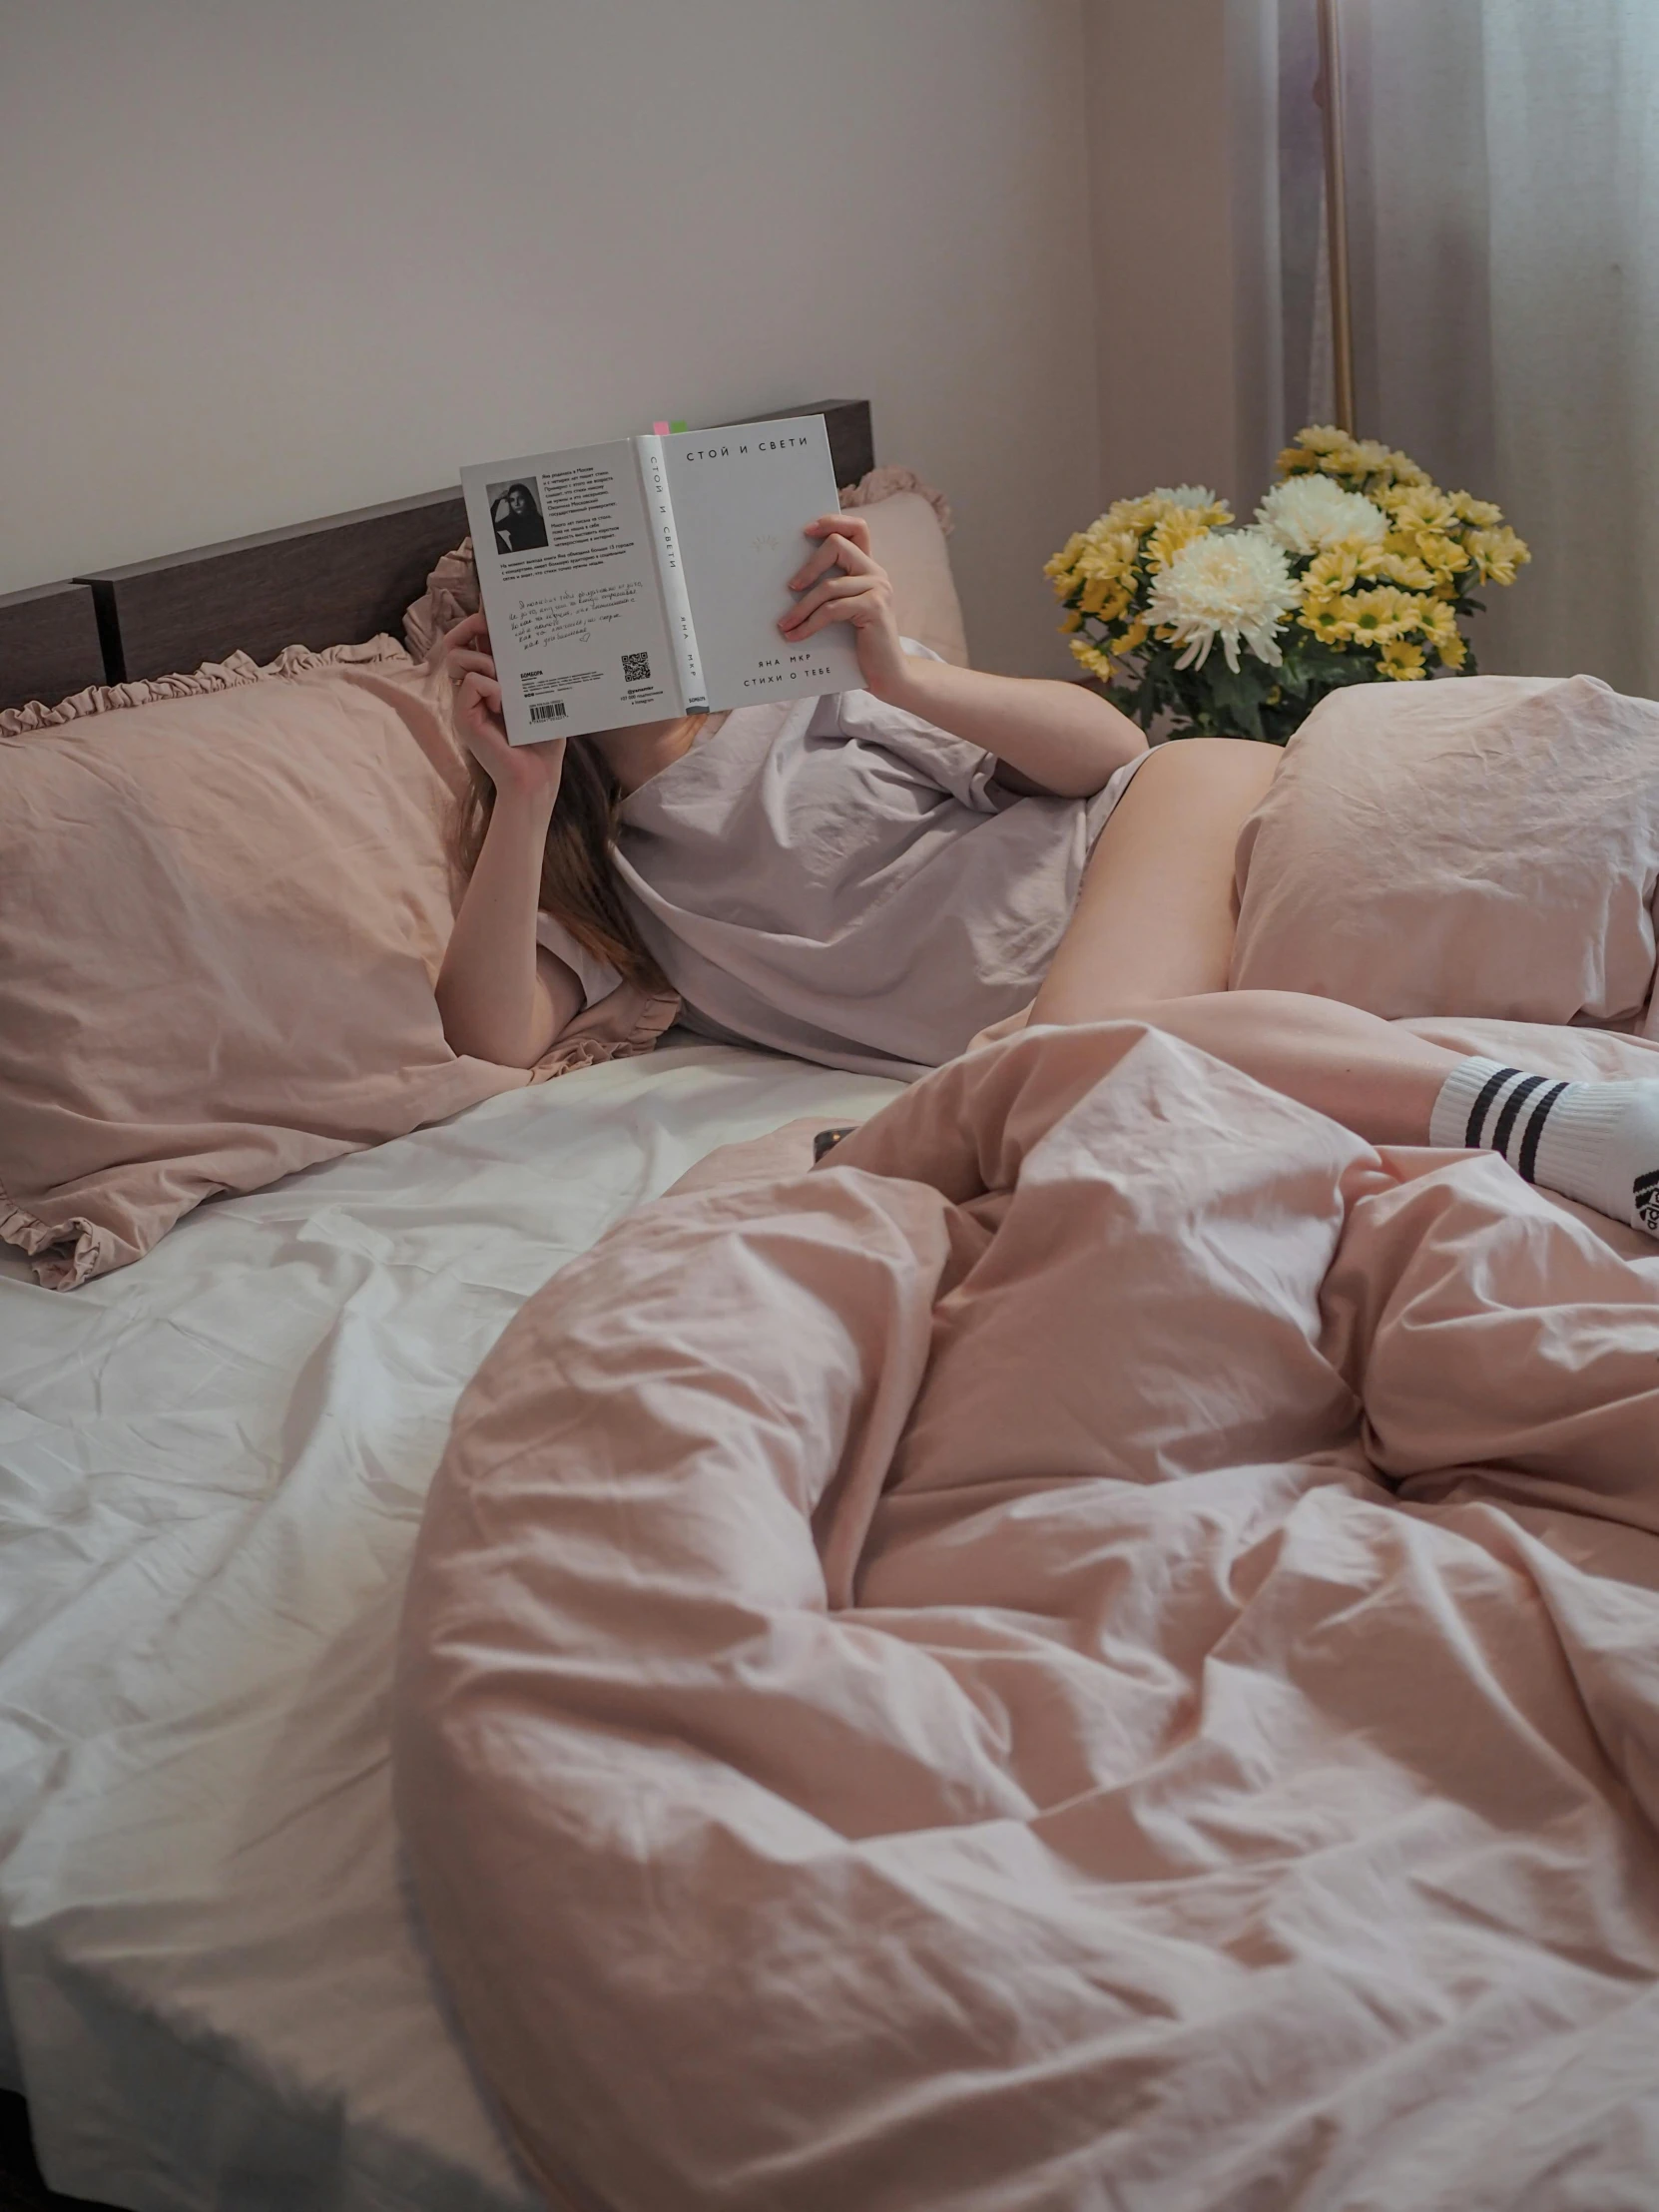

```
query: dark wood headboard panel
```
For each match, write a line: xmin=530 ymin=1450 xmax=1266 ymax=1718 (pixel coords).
xmin=78 ymin=488 xmax=471 ymax=686
xmin=740 ymin=398 xmax=873 ymax=490
xmin=0 ymin=580 xmax=106 ymax=714
xmin=10 ymin=399 xmax=873 ymax=699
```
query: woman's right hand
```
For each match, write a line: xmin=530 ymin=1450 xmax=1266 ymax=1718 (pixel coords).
xmin=440 ymin=611 xmax=567 ymax=808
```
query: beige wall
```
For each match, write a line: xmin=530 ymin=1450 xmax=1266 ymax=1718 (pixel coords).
xmin=0 ymin=1 xmax=1101 ymax=676
xmin=1082 ymin=0 xmax=1278 ymax=517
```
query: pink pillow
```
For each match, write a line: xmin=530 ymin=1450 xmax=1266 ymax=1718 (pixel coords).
xmin=1231 ymin=675 xmax=1659 ymax=1030
xmin=403 ymin=469 xmax=971 ymax=669
xmin=0 ymin=648 xmax=675 ymax=1288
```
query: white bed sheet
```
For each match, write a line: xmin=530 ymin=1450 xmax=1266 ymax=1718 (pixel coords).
xmin=0 ymin=1038 xmax=900 ymax=2212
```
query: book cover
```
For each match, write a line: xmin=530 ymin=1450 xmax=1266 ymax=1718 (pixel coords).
xmin=460 ymin=441 xmax=679 ymax=742
xmin=460 ymin=414 xmax=862 ymax=745
xmin=660 ymin=415 xmax=862 ymax=710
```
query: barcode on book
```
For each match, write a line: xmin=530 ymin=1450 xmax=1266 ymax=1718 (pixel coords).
xmin=528 ymin=701 xmax=567 ymax=724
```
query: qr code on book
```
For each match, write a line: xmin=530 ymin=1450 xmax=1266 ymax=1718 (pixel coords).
xmin=528 ymin=700 xmax=567 ymax=724
xmin=622 ymin=651 xmax=652 ymax=684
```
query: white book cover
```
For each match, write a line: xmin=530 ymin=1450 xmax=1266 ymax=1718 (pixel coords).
xmin=661 ymin=416 xmax=862 ymax=711
xmin=460 ymin=414 xmax=862 ymax=744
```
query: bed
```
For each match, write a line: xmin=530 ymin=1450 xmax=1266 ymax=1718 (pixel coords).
xmin=6 ymin=405 xmax=1659 ymax=2212
xmin=0 ymin=400 xmax=905 ymax=2210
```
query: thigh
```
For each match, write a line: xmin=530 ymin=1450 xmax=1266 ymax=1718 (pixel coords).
xmin=1030 ymin=737 xmax=1281 ymax=1022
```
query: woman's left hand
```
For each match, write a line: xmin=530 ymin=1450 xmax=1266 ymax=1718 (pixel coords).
xmin=782 ymin=514 xmax=909 ymax=699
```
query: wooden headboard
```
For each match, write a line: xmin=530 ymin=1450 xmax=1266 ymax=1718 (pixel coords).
xmin=0 ymin=580 xmax=107 ymax=712
xmin=0 ymin=399 xmax=875 ymax=709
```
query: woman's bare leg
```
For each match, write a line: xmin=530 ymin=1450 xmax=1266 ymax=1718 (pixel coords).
xmin=1022 ymin=740 xmax=1458 ymax=1146
xmin=1031 ymin=737 xmax=1281 ymax=1022
xmin=1123 ymin=988 xmax=1457 ymax=1147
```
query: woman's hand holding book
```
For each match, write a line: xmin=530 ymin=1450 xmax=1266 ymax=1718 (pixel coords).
xmin=441 ymin=612 xmax=567 ymax=815
xmin=782 ymin=515 xmax=909 ymax=701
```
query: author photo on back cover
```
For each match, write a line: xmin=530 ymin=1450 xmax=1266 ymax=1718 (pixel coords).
xmin=489 ymin=479 xmax=548 ymax=555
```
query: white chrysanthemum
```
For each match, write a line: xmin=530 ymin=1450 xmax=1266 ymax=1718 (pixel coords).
xmin=1256 ymin=475 xmax=1386 ymax=555
xmin=1145 ymin=529 xmax=1297 ymax=672
xmin=1151 ymin=483 xmax=1224 ymax=509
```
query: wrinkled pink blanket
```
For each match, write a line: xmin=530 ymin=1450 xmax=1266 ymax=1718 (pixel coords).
xmin=396 ymin=1016 xmax=1659 ymax=2212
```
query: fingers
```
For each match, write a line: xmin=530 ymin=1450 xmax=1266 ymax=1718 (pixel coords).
xmin=439 ymin=609 xmax=491 ymax=655
xmin=804 ymin=511 xmax=871 ymax=556
xmin=455 ymin=669 xmax=505 ymax=731
xmin=787 ymin=538 xmax=849 ymax=594
xmin=788 ymin=527 xmax=877 ymax=592
xmin=780 ymin=573 xmax=888 ymax=642
xmin=447 ymin=646 xmax=498 ymax=684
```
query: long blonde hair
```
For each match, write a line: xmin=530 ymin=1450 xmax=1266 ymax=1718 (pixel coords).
xmin=451 ymin=741 xmax=667 ymax=991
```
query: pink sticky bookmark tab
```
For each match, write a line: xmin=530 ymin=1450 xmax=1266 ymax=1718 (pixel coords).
xmin=652 ymin=420 xmax=671 ymax=435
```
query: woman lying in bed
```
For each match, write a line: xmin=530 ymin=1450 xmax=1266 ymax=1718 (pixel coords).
xmin=436 ymin=514 xmax=1659 ymax=1242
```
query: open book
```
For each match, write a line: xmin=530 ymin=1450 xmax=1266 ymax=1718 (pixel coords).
xmin=460 ymin=413 xmax=863 ymax=744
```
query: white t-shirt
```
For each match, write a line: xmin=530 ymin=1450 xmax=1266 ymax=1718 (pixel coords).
xmin=533 ymin=909 xmax=624 ymax=1011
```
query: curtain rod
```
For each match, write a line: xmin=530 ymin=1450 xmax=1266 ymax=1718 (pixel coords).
xmin=1317 ymin=0 xmax=1357 ymax=433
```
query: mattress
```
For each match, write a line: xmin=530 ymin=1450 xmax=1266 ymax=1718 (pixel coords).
xmin=0 ymin=1037 xmax=900 ymax=2212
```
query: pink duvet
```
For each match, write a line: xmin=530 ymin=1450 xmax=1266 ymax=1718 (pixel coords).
xmin=395 ymin=1016 xmax=1659 ymax=2212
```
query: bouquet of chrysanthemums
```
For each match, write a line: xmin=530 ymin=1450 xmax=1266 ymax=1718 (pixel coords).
xmin=1046 ymin=426 xmax=1530 ymax=745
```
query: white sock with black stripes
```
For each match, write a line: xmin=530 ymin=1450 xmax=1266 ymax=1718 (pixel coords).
xmin=1429 ymin=1056 xmax=1659 ymax=1237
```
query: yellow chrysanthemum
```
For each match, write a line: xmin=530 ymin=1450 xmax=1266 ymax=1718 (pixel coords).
xmin=1304 ymin=545 xmax=1371 ymax=598
xmin=1154 ymin=494 xmax=1233 ymax=532
xmin=1060 ymin=609 xmax=1083 ymax=633
xmin=1291 ymin=425 xmax=1357 ymax=458
xmin=1299 ymin=595 xmax=1349 ymax=644
xmin=1380 ymin=485 xmax=1459 ymax=535
xmin=1117 ymin=618 xmax=1149 ymax=655
xmin=1078 ymin=575 xmax=1113 ymax=617
xmin=1087 ymin=532 xmax=1139 ymax=573
xmin=1436 ymin=629 xmax=1468 ymax=669
xmin=1347 ymin=438 xmax=1398 ymax=479
xmin=1465 ymin=526 xmax=1530 ymax=585
xmin=1383 ymin=448 xmax=1430 ymax=488
xmin=1069 ymin=637 xmax=1116 ymax=680
xmin=1370 ymin=549 xmax=1436 ymax=592
xmin=1144 ymin=510 xmax=1212 ymax=571
xmin=1424 ymin=531 xmax=1472 ymax=571
xmin=1343 ymin=438 xmax=1429 ymax=489
xmin=1340 ymin=586 xmax=1424 ymax=645
xmin=1378 ymin=638 xmax=1426 ymax=680
xmin=1450 ymin=491 xmax=1504 ymax=528
xmin=1384 ymin=526 xmax=1469 ymax=582
xmin=1044 ymin=534 xmax=1086 ymax=578
xmin=1275 ymin=426 xmax=1429 ymax=494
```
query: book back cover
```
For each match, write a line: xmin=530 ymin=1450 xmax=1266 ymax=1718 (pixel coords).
xmin=460 ymin=443 xmax=680 ymax=743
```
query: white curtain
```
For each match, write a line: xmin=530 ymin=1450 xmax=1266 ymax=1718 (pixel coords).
xmin=1278 ymin=1 xmax=1659 ymax=695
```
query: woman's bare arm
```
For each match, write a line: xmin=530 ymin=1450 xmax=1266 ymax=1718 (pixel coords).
xmin=433 ymin=612 xmax=581 ymax=1068
xmin=869 ymin=656 xmax=1146 ymax=798
xmin=435 ymin=792 xmax=581 ymax=1066
xmin=782 ymin=516 xmax=1147 ymax=798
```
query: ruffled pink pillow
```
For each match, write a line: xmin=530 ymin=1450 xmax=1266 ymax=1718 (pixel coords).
xmin=0 ymin=647 xmax=675 ymax=1287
